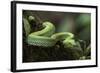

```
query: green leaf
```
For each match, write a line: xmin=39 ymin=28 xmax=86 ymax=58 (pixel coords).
xmin=84 ymin=44 xmax=91 ymax=56
xmin=23 ymin=18 xmax=31 ymax=37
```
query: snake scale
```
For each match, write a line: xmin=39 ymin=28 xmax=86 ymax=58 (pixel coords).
xmin=24 ymin=16 xmax=76 ymax=48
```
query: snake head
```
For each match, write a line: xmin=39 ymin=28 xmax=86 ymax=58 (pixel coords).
xmin=63 ymin=39 xmax=76 ymax=48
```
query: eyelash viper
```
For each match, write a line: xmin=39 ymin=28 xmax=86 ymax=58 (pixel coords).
xmin=24 ymin=16 xmax=76 ymax=48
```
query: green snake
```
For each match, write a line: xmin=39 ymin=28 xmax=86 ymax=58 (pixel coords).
xmin=24 ymin=16 xmax=76 ymax=48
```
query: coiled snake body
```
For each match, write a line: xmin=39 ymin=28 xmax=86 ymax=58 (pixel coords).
xmin=26 ymin=20 xmax=76 ymax=48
